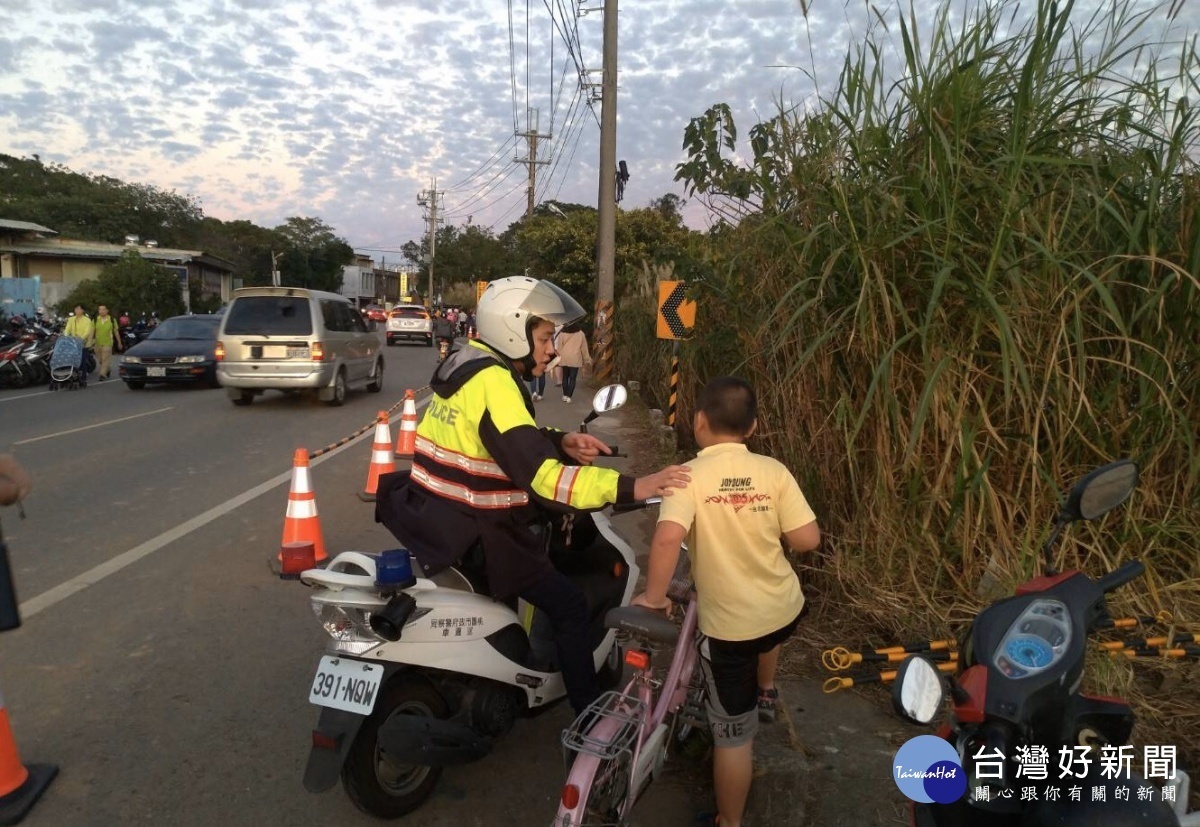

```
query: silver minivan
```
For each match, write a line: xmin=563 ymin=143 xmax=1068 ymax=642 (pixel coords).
xmin=216 ymin=287 xmax=383 ymax=406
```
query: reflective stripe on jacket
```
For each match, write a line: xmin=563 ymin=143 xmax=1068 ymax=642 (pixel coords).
xmin=411 ymin=344 xmax=626 ymax=512
xmin=375 ymin=341 xmax=635 ymax=598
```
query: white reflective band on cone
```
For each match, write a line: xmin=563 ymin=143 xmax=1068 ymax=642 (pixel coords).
xmin=292 ymin=467 xmax=313 ymax=493
xmin=286 ymin=498 xmax=319 ymax=519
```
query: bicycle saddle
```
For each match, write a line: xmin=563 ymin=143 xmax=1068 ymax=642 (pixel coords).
xmin=604 ymin=606 xmax=679 ymax=644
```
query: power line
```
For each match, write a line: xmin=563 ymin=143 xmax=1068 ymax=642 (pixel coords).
xmin=544 ymin=93 xmax=590 ymax=203
xmin=460 ymin=177 xmax=526 ymax=226
xmin=508 ymin=0 xmax=520 ymax=133
xmin=536 ymin=84 xmax=586 ymax=202
xmin=443 ymin=135 xmax=520 ymax=193
xmin=443 ymin=165 xmax=523 ymax=219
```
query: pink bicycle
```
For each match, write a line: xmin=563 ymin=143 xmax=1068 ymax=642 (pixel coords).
xmin=553 ymin=554 xmax=706 ymax=825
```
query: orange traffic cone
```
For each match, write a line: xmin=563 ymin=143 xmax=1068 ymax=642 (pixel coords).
xmin=394 ymin=390 xmax=418 ymax=459
xmin=280 ymin=448 xmax=327 ymax=564
xmin=0 ymin=680 xmax=57 ymax=823
xmin=359 ymin=412 xmax=395 ymax=502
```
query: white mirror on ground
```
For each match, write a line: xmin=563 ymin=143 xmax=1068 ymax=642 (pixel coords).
xmin=592 ymin=384 xmax=628 ymax=414
xmin=892 ymin=655 xmax=945 ymax=725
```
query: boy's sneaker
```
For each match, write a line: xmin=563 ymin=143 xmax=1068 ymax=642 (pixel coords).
xmin=757 ymin=687 xmax=779 ymax=723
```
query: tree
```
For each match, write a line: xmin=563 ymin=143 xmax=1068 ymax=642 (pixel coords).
xmin=398 ymin=225 xmax=516 ymax=301
xmin=272 ymin=216 xmax=355 ymax=292
xmin=0 ymin=153 xmax=202 ymax=247
xmin=191 ymin=217 xmax=280 ymax=286
xmin=59 ymin=250 xmax=186 ymax=320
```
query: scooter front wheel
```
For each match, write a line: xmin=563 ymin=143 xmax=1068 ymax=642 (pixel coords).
xmin=342 ymin=674 xmax=448 ymax=819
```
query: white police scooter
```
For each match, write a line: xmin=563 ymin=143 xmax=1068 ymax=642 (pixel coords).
xmin=294 ymin=385 xmax=644 ymax=819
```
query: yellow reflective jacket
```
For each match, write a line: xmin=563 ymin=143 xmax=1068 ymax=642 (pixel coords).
xmin=376 ymin=341 xmax=635 ymax=597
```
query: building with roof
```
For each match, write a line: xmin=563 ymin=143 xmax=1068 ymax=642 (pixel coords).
xmin=0 ymin=219 xmax=236 ymax=310
xmin=340 ymin=255 xmax=404 ymax=309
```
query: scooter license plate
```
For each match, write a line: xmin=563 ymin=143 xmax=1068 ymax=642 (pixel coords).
xmin=308 ymin=656 xmax=383 ymax=715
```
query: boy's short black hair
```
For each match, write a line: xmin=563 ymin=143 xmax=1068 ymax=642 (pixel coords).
xmin=697 ymin=376 xmax=757 ymax=436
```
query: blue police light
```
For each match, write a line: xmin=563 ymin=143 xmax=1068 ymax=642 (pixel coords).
xmin=376 ymin=549 xmax=417 ymax=590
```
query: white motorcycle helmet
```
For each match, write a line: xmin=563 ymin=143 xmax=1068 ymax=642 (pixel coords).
xmin=476 ymin=276 xmax=584 ymax=360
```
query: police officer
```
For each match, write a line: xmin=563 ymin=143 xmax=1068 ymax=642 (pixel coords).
xmin=376 ymin=276 xmax=690 ymax=716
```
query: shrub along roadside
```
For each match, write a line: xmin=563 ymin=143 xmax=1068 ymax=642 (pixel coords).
xmin=633 ymin=0 xmax=1200 ymax=790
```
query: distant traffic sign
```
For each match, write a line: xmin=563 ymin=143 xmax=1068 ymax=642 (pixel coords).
xmin=656 ymin=281 xmax=695 ymax=340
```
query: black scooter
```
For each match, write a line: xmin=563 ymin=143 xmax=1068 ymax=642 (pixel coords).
xmin=893 ymin=460 xmax=1194 ymax=826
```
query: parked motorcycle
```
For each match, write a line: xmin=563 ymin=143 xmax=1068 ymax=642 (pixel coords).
xmin=0 ymin=326 xmax=54 ymax=389
xmin=892 ymin=460 xmax=1195 ymax=826
xmin=292 ymin=385 xmax=639 ymax=818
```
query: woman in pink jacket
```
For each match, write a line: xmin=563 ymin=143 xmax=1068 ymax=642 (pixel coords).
xmin=554 ymin=321 xmax=592 ymax=403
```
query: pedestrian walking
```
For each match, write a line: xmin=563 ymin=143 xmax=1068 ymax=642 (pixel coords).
xmin=93 ymin=304 xmax=122 ymax=382
xmin=555 ymin=321 xmax=591 ymax=403
xmin=64 ymin=305 xmax=95 ymax=386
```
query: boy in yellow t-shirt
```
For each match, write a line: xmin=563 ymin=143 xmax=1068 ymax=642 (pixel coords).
xmin=632 ymin=376 xmax=820 ymax=827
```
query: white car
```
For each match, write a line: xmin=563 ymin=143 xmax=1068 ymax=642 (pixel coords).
xmin=386 ymin=305 xmax=433 ymax=347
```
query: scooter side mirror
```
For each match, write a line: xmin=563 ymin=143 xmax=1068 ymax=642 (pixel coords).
xmin=892 ymin=655 xmax=945 ymax=726
xmin=582 ymin=384 xmax=628 ymax=430
xmin=1061 ymin=459 xmax=1138 ymax=522
xmin=591 ymin=384 xmax=628 ymax=414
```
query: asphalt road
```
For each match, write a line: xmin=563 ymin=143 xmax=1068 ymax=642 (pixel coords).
xmin=0 ymin=336 xmax=695 ymax=827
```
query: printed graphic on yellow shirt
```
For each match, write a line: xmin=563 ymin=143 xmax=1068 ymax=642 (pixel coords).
xmin=705 ymin=476 xmax=772 ymax=514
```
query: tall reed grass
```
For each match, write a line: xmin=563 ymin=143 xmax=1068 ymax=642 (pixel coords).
xmin=620 ymin=0 xmax=1199 ymax=779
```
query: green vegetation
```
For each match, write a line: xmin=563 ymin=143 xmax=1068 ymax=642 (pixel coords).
xmin=623 ymin=0 xmax=1198 ymax=766
xmin=399 ymin=197 xmax=704 ymax=314
xmin=0 ymin=154 xmax=353 ymax=291
xmin=58 ymin=250 xmax=186 ymax=319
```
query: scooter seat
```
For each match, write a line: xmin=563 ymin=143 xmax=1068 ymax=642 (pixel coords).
xmin=604 ymin=606 xmax=679 ymax=644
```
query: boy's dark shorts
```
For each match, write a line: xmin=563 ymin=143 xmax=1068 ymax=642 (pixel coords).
xmin=696 ymin=609 xmax=804 ymax=748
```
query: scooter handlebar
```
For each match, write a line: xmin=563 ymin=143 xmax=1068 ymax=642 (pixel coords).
xmin=611 ymin=497 xmax=663 ymax=515
xmin=1096 ymin=560 xmax=1145 ymax=594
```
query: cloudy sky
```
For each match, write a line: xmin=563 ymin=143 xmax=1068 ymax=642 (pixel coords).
xmin=0 ymin=0 xmax=1191 ymax=260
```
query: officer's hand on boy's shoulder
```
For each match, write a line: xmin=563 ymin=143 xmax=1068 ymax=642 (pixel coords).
xmin=633 ymin=465 xmax=691 ymax=501
xmin=0 ymin=454 xmax=32 ymax=506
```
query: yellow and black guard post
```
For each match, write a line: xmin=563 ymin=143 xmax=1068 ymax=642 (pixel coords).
xmin=656 ymin=280 xmax=696 ymax=427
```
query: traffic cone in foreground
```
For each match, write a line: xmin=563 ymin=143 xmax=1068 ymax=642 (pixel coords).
xmin=0 ymin=682 xmax=57 ymax=824
xmin=280 ymin=448 xmax=327 ymax=565
xmin=394 ymin=390 xmax=418 ymax=459
xmin=359 ymin=412 xmax=395 ymax=502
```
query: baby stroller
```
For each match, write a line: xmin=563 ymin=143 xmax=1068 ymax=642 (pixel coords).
xmin=49 ymin=335 xmax=87 ymax=390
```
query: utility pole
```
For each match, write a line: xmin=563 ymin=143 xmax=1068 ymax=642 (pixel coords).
xmin=517 ymin=108 xmax=551 ymax=219
xmin=593 ymin=0 xmax=618 ymax=383
xmin=417 ymin=180 xmax=442 ymax=307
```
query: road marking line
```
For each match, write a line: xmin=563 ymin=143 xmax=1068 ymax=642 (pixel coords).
xmin=14 ymin=407 xmax=174 ymax=445
xmin=19 ymin=394 xmax=432 ymax=619
xmin=0 ymin=381 xmax=122 ymax=403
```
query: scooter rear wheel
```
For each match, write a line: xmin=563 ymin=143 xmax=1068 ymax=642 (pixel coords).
xmin=342 ymin=674 xmax=449 ymax=818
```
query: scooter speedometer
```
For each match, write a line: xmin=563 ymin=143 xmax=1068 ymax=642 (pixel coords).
xmin=991 ymin=598 xmax=1072 ymax=680
xmin=1004 ymin=635 xmax=1055 ymax=669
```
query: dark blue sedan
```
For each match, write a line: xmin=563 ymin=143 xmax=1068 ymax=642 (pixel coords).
xmin=119 ymin=315 xmax=222 ymax=390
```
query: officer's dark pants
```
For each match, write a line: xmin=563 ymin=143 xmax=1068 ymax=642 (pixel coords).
xmin=519 ymin=571 xmax=598 ymax=716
